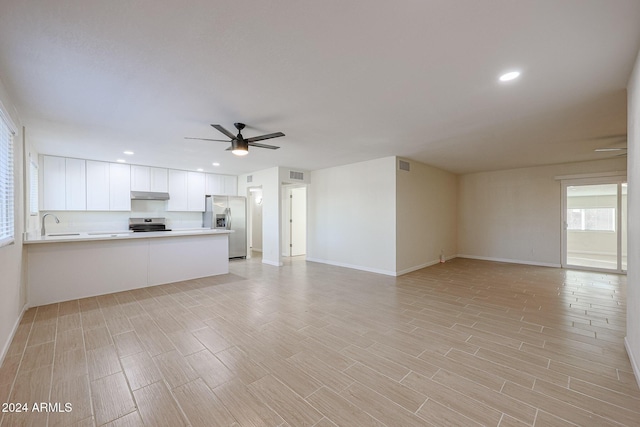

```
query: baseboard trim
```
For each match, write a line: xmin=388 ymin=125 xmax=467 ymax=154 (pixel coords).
xmin=625 ymin=337 xmax=640 ymax=389
xmin=305 ymin=257 xmax=396 ymax=277
xmin=262 ymin=259 xmax=283 ymax=267
xmin=457 ymin=254 xmax=561 ymax=268
xmin=395 ymin=255 xmax=457 ymax=276
xmin=0 ymin=303 xmax=28 ymax=367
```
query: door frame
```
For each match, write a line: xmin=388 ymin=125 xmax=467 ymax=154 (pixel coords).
xmin=561 ymin=175 xmax=627 ymax=273
xmin=281 ymin=183 xmax=307 ymax=257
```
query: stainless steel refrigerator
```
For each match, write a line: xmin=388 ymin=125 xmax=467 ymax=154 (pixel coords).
xmin=203 ymin=195 xmax=247 ymax=258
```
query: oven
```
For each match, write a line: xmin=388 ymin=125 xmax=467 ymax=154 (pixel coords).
xmin=128 ymin=217 xmax=172 ymax=232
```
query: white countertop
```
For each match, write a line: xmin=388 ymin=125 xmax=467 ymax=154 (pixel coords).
xmin=24 ymin=228 xmax=231 ymax=244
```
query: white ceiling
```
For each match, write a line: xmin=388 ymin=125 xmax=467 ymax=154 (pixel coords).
xmin=0 ymin=0 xmax=639 ymax=176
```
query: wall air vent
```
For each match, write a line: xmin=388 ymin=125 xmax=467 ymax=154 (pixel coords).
xmin=399 ymin=160 xmax=410 ymax=172
xmin=289 ymin=171 xmax=304 ymax=180
xmin=247 ymin=175 xmax=253 ymax=183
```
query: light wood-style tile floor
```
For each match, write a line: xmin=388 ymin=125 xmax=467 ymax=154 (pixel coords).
xmin=1 ymin=257 xmax=639 ymax=426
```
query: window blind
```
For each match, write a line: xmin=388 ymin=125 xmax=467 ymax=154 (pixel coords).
xmin=0 ymin=111 xmax=15 ymax=246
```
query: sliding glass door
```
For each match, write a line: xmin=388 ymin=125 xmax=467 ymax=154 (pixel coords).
xmin=562 ymin=178 xmax=627 ymax=273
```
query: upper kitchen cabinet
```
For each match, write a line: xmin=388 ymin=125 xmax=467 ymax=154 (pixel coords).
xmin=41 ymin=155 xmax=86 ymax=210
xmin=86 ymin=161 xmax=131 ymax=211
xmin=65 ymin=158 xmax=87 ymax=210
xmin=205 ymin=173 xmax=238 ymax=196
xmin=86 ymin=161 xmax=110 ymax=211
xmin=109 ymin=163 xmax=131 ymax=211
xmin=167 ymin=170 xmax=205 ymax=211
xmin=187 ymin=171 xmax=205 ymax=211
xmin=224 ymin=175 xmax=237 ymax=196
xmin=131 ymin=165 xmax=168 ymax=192
xmin=167 ymin=169 xmax=188 ymax=211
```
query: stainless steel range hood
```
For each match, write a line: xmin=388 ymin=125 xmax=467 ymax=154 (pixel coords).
xmin=130 ymin=191 xmax=170 ymax=200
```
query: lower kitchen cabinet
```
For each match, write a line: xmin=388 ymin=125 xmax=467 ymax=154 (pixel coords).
xmin=26 ymin=233 xmax=230 ymax=306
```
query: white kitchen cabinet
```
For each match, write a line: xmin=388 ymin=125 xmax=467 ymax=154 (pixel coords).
xmin=42 ymin=156 xmax=66 ymax=210
xmin=131 ymin=165 xmax=168 ymax=192
xmin=205 ymin=173 xmax=222 ymax=195
xmin=41 ymin=156 xmax=86 ymax=211
xmin=168 ymin=170 xmax=205 ymax=211
xmin=223 ymin=175 xmax=237 ymax=196
xmin=109 ymin=163 xmax=131 ymax=211
xmin=150 ymin=167 xmax=168 ymax=192
xmin=167 ymin=169 xmax=188 ymax=211
xmin=205 ymin=173 xmax=237 ymax=196
xmin=86 ymin=161 xmax=110 ymax=211
xmin=65 ymin=158 xmax=86 ymax=210
xmin=130 ymin=165 xmax=150 ymax=191
xmin=187 ymin=171 xmax=205 ymax=211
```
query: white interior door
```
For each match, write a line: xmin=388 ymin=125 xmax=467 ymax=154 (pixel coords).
xmin=290 ymin=187 xmax=306 ymax=256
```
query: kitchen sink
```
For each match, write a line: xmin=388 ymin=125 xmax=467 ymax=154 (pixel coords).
xmin=47 ymin=233 xmax=80 ymax=236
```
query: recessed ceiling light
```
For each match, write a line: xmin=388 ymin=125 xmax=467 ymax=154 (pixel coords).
xmin=123 ymin=151 xmax=134 ymax=155
xmin=116 ymin=159 xmax=126 ymax=163
xmin=212 ymin=162 xmax=220 ymax=167
xmin=499 ymin=71 xmax=521 ymax=82
xmin=197 ymin=168 xmax=203 ymax=172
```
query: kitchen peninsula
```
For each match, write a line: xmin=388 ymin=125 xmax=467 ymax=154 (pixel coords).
xmin=24 ymin=229 xmax=231 ymax=306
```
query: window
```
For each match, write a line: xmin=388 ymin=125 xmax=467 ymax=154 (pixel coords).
xmin=0 ymin=109 xmax=15 ymax=247
xmin=567 ymin=208 xmax=615 ymax=231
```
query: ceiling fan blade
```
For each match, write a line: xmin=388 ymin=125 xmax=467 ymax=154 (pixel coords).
xmin=594 ymin=147 xmax=627 ymax=152
xmin=211 ymin=124 xmax=237 ymax=140
xmin=248 ymin=141 xmax=280 ymax=150
xmin=184 ymin=137 xmax=230 ymax=142
xmin=245 ymin=132 xmax=285 ymax=143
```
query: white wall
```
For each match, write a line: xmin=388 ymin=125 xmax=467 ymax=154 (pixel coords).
xmin=626 ymin=47 xmax=640 ymax=387
xmin=238 ymin=167 xmax=282 ymax=266
xmin=458 ymin=158 xmax=627 ymax=267
xmin=0 ymin=76 xmax=26 ymax=363
xmin=396 ymin=158 xmax=458 ymax=274
xmin=307 ymin=157 xmax=397 ymax=275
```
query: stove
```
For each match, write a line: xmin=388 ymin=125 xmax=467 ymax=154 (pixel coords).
xmin=128 ymin=217 xmax=172 ymax=232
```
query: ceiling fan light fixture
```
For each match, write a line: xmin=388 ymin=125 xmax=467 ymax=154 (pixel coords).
xmin=231 ymin=139 xmax=249 ymax=156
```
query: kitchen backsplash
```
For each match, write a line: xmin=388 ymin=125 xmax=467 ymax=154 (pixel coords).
xmin=39 ymin=200 xmax=204 ymax=233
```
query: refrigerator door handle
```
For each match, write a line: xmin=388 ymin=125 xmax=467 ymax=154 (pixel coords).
xmin=226 ymin=208 xmax=232 ymax=230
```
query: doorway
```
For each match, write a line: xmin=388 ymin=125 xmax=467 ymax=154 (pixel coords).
xmin=562 ymin=178 xmax=627 ymax=272
xmin=248 ymin=187 xmax=263 ymax=259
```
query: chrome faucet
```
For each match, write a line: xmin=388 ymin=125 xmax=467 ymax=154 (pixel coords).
xmin=41 ymin=213 xmax=60 ymax=236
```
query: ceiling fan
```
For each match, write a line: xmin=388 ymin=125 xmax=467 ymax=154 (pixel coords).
xmin=185 ymin=123 xmax=285 ymax=156
xmin=593 ymin=133 xmax=627 ymax=156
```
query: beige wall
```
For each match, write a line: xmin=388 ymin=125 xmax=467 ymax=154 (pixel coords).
xmin=307 ymin=157 xmax=397 ymax=275
xmin=0 ymin=76 xmax=26 ymax=362
xmin=626 ymin=47 xmax=640 ymax=386
xmin=458 ymin=158 xmax=627 ymax=266
xmin=395 ymin=158 xmax=457 ymax=274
